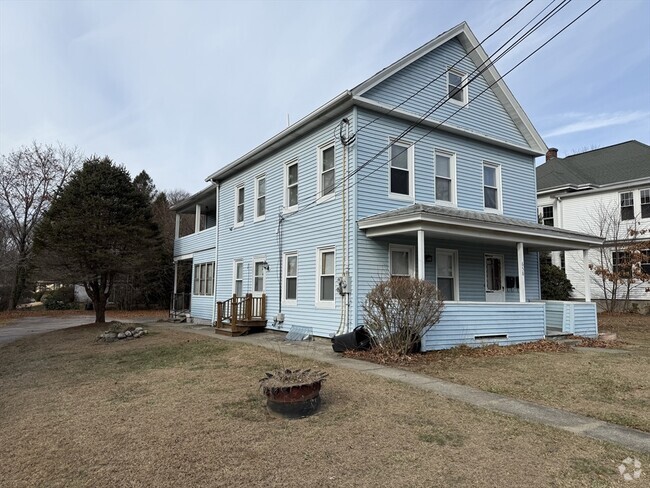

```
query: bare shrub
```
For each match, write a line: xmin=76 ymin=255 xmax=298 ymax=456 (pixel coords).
xmin=363 ymin=277 xmax=444 ymax=355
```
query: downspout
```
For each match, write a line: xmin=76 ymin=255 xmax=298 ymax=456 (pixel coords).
xmin=352 ymin=106 xmax=359 ymax=331
xmin=211 ymin=181 xmax=221 ymax=326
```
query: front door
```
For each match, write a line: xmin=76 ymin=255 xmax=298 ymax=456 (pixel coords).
xmin=485 ymin=254 xmax=505 ymax=302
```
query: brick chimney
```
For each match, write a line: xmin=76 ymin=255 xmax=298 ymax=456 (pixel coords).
xmin=546 ymin=147 xmax=558 ymax=161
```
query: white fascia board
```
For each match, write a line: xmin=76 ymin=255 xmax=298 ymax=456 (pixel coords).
xmin=171 ymin=184 xmax=217 ymax=212
xmin=354 ymin=96 xmax=542 ymax=156
xmin=206 ymin=92 xmax=353 ymax=182
xmin=174 ymin=253 xmax=194 ymax=262
xmin=548 ymin=177 xmax=650 ymax=200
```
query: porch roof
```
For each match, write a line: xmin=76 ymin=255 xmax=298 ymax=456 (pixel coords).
xmin=357 ymin=204 xmax=604 ymax=251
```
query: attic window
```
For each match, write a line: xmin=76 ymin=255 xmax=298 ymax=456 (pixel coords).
xmin=447 ymin=69 xmax=467 ymax=105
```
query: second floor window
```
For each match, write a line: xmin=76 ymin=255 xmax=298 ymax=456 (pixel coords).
xmin=483 ymin=163 xmax=501 ymax=211
xmin=435 ymin=150 xmax=455 ymax=204
xmin=641 ymin=189 xmax=650 ymax=219
xmin=235 ymin=185 xmax=245 ymax=225
xmin=255 ymin=176 xmax=266 ymax=221
xmin=319 ymin=144 xmax=335 ymax=200
xmin=620 ymin=192 xmax=634 ymax=221
xmin=389 ymin=141 xmax=413 ymax=198
xmin=541 ymin=206 xmax=554 ymax=226
xmin=285 ymin=161 xmax=298 ymax=211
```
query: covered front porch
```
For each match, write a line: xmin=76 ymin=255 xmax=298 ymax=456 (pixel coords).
xmin=358 ymin=204 xmax=604 ymax=350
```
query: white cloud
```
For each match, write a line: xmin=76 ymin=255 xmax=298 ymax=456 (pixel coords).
xmin=543 ymin=111 xmax=650 ymax=138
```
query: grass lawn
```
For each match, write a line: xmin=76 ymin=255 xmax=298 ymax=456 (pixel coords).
xmin=389 ymin=313 xmax=650 ymax=433
xmin=0 ymin=323 xmax=647 ymax=487
xmin=0 ymin=308 xmax=167 ymax=327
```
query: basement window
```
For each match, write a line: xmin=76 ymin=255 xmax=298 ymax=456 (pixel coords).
xmin=474 ymin=334 xmax=508 ymax=341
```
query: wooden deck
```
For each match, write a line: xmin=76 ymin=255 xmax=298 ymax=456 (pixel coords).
xmin=215 ymin=293 xmax=267 ymax=336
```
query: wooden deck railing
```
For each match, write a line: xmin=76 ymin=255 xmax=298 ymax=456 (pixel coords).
xmin=216 ymin=293 xmax=266 ymax=328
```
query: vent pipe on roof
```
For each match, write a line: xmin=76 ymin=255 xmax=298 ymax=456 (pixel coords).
xmin=546 ymin=148 xmax=558 ymax=161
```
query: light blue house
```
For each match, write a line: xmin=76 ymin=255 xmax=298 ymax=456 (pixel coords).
xmin=172 ymin=22 xmax=603 ymax=350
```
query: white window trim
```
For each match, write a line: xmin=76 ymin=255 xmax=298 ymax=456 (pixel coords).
xmin=232 ymin=259 xmax=244 ymax=296
xmin=482 ymin=162 xmax=502 ymax=214
xmin=254 ymin=174 xmax=266 ymax=222
xmin=435 ymin=249 xmax=459 ymax=302
xmin=283 ymin=160 xmax=299 ymax=214
xmin=640 ymin=188 xmax=650 ymax=220
xmin=447 ymin=68 xmax=468 ymax=107
xmin=193 ymin=262 xmax=215 ymax=296
xmin=317 ymin=141 xmax=336 ymax=204
xmin=620 ymin=191 xmax=635 ymax=221
xmin=315 ymin=247 xmax=336 ymax=309
xmin=388 ymin=244 xmax=415 ymax=277
xmin=252 ymin=256 xmax=266 ymax=297
xmin=388 ymin=139 xmax=415 ymax=202
xmin=234 ymin=184 xmax=245 ymax=228
xmin=282 ymin=251 xmax=298 ymax=306
xmin=434 ymin=148 xmax=456 ymax=206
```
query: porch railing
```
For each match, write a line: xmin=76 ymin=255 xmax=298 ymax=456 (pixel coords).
xmin=170 ymin=292 xmax=191 ymax=318
xmin=216 ymin=293 xmax=266 ymax=328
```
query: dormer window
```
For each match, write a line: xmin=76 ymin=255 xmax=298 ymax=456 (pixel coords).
xmin=448 ymin=69 xmax=467 ymax=105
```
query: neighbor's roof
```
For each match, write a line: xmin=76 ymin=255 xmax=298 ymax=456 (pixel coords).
xmin=205 ymin=22 xmax=545 ymax=183
xmin=536 ymin=140 xmax=650 ymax=193
xmin=358 ymin=204 xmax=604 ymax=250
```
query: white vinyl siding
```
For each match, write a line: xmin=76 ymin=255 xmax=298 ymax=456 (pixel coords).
xmin=254 ymin=175 xmax=266 ymax=221
xmin=434 ymin=149 xmax=456 ymax=205
xmin=318 ymin=143 xmax=335 ymax=202
xmin=193 ymin=262 xmax=214 ymax=296
xmin=316 ymin=247 xmax=335 ymax=307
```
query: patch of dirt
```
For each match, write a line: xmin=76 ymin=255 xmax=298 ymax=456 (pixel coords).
xmin=0 ymin=309 xmax=167 ymax=327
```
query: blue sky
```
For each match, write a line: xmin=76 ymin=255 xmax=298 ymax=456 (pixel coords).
xmin=1 ymin=0 xmax=649 ymax=193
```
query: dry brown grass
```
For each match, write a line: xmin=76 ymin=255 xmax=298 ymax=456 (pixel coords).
xmin=0 ymin=323 xmax=647 ymax=487
xmin=0 ymin=308 xmax=167 ymax=327
xmin=377 ymin=313 xmax=650 ymax=432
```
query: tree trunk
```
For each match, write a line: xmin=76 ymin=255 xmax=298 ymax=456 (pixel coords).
xmin=9 ymin=255 xmax=28 ymax=309
xmin=94 ymin=295 xmax=107 ymax=323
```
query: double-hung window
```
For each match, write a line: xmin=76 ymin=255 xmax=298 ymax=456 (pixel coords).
xmin=285 ymin=161 xmax=299 ymax=212
xmin=389 ymin=140 xmax=413 ymax=199
xmin=255 ymin=175 xmax=266 ymax=221
xmin=253 ymin=259 xmax=265 ymax=295
xmin=620 ymin=192 xmax=634 ymax=221
xmin=483 ymin=162 xmax=501 ymax=212
xmin=436 ymin=249 xmax=458 ymax=301
xmin=447 ymin=69 xmax=467 ymax=105
xmin=233 ymin=260 xmax=243 ymax=296
xmin=235 ymin=185 xmax=245 ymax=226
xmin=318 ymin=144 xmax=335 ymax=201
xmin=283 ymin=252 xmax=298 ymax=304
xmin=612 ymin=251 xmax=631 ymax=277
xmin=317 ymin=248 xmax=335 ymax=306
xmin=435 ymin=149 xmax=455 ymax=205
xmin=541 ymin=206 xmax=554 ymax=226
xmin=641 ymin=189 xmax=650 ymax=219
xmin=389 ymin=244 xmax=414 ymax=278
xmin=193 ymin=262 xmax=214 ymax=296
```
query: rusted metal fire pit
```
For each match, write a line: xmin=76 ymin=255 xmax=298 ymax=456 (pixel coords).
xmin=259 ymin=368 xmax=328 ymax=419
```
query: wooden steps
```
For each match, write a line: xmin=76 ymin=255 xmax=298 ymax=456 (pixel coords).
xmin=214 ymin=319 xmax=267 ymax=337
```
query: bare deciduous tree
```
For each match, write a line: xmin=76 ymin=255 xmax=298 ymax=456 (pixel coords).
xmin=0 ymin=142 xmax=81 ymax=309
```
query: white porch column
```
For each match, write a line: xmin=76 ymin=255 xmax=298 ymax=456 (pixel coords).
xmin=517 ymin=242 xmax=526 ymax=302
xmin=583 ymin=249 xmax=591 ymax=302
xmin=173 ymin=261 xmax=178 ymax=295
xmin=417 ymin=230 xmax=425 ymax=280
xmin=175 ymin=213 xmax=180 ymax=239
xmin=195 ymin=204 xmax=201 ymax=233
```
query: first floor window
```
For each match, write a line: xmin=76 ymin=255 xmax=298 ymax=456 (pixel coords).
xmin=541 ymin=206 xmax=554 ymax=226
xmin=389 ymin=141 xmax=412 ymax=197
xmin=436 ymin=250 xmax=457 ymax=301
xmin=253 ymin=260 xmax=265 ymax=294
xmin=620 ymin=192 xmax=634 ymax=221
xmin=233 ymin=261 xmax=243 ymax=296
xmin=612 ymin=251 xmax=631 ymax=277
xmin=390 ymin=245 xmax=413 ymax=277
xmin=641 ymin=189 xmax=650 ymax=219
xmin=235 ymin=185 xmax=245 ymax=225
xmin=193 ymin=262 xmax=214 ymax=296
xmin=641 ymin=249 xmax=650 ymax=274
xmin=483 ymin=163 xmax=500 ymax=211
xmin=284 ymin=253 xmax=298 ymax=302
xmin=318 ymin=248 xmax=335 ymax=303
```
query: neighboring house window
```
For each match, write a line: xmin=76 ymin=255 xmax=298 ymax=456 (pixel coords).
xmin=540 ymin=252 xmax=552 ymax=267
xmin=253 ymin=259 xmax=265 ymax=295
xmin=283 ymin=252 xmax=298 ymax=303
xmin=560 ymin=251 xmax=566 ymax=271
xmin=447 ymin=69 xmax=467 ymax=105
xmin=317 ymin=248 xmax=335 ymax=306
xmin=436 ymin=249 xmax=458 ymax=301
xmin=389 ymin=140 xmax=413 ymax=199
xmin=620 ymin=192 xmax=634 ymax=221
xmin=641 ymin=249 xmax=650 ymax=274
xmin=318 ymin=144 xmax=335 ymax=201
xmin=641 ymin=189 xmax=650 ymax=219
xmin=541 ymin=206 xmax=554 ymax=226
xmin=435 ymin=149 xmax=455 ymax=205
xmin=612 ymin=251 xmax=631 ymax=277
xmin=255 ymin=175 xmax=266 ymax=221
xmin=233 ymin=260 xmax=243 ymax=296
xmin=483 ymin=162 xmax=501 ymax=212
xmin=285 ymin=161 xmax=299 ymax=211
xmin=193 ymin=262 xmax=214 ymax=296
xmin=389 ymin=244 xmax=414 ymax=277
xmin=235 ymin=185 xmax=245 ymax=226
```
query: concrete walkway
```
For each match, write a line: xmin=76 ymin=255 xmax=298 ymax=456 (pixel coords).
xmin=171 ymin=324 xmax=650 ymax=454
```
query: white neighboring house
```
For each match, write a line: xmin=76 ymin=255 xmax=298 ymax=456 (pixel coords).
xmin=536 ymin=141 xmax=650 ymax=306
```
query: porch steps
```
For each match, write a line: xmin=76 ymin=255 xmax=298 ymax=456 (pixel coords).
xmin=214 ymin=320 xmax=267 ymax=337
xmin=546 ymin=333 xmax=581 ymax=347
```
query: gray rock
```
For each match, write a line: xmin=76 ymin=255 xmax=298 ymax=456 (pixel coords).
xmin=135 ymin=327 xmax=143 ymax=332
xmin=143 ymin=330 xmax=149 ymax=335
xmin=125 ymin=330 xmax=133 ymax=337
xmin=105 ymin=332 xmax=117 ymax=339
xmin=117 ymin=332 xmax=126 ymax=339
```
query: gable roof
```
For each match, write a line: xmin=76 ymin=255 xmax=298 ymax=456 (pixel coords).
xmin=536 ymin=140 xmax=650 ymax=193
xmin=206 ymin=22 xmax=545 ymax=183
